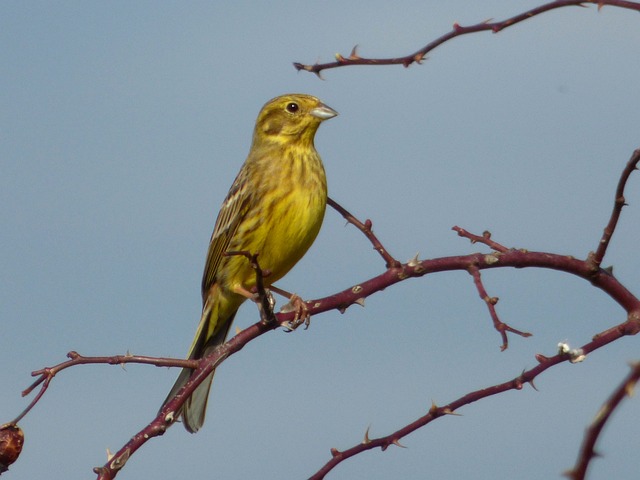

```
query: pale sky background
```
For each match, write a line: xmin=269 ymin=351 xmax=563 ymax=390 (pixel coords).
xmin=2 ymin=2 xmax=640 ymax=479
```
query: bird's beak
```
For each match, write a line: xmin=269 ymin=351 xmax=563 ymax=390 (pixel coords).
xmin=310 ymin=103 xmax=338 ymax=120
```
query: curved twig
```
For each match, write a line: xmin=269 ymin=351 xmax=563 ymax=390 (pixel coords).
xmin=93 ymin=234 xmax=640 ymax=479
xmin=93 ymin=140 xmax=640 ymax=477
xmin=14 ymin=352 xmax=198 ymax=425
xmin=12 ymin=146 xmax=639 ymax=479
xmin=309 ymin=328 xmax=640 ymax=480
xmin=294 ymin=1 xmax=640 ymax=76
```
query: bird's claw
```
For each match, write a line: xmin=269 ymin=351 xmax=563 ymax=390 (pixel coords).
xmin=252 ymin=289 xmax=277 ymax=323
xmin=279 ymin=294 xmax=310 ymax=332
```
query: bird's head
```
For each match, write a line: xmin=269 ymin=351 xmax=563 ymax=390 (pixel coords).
xmin=253 ymin=94 xmax=337 ymax=146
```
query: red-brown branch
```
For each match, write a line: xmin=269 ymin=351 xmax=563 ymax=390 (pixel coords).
xmin=293 ymin=1 xmax=640 ymax=76
xmin=467 ymin=264 xmax=532 ymax=351
xmin=591 ymin=149 xmax=640 ymax=267
xmin=328 ymin=197 xmax=401 ymax=268
xmin=16 ymin=148 xmax=639 ymax=479
xmin=309 ymin=322 xmax=640 ymax=480
xmin=566 ymin=361 xmax=640 ymax=480
xmin=453 ymin=227 xmax=509 ymax=253
xmin=92 ymin=242 xmax=640 ymax=479
xmin=14 ymin=352 xmax=198 ymax=425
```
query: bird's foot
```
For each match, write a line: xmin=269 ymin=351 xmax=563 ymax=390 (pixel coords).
xmin=279 ymin=294 xmax=310 ymax=331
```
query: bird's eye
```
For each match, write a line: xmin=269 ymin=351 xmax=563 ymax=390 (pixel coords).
xmin=286 ymin=102 xmax=299 ymax=113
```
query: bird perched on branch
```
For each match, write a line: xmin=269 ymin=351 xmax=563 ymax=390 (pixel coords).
xmin=162 ymin=94 xmax=338 ymax=432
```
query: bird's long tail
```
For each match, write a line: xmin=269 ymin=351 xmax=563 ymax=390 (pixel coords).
xmin=161 ymin=297 xmax=236 ymax=433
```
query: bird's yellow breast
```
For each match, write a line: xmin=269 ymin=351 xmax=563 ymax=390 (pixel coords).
xmin=219 ymin=145 xmax=327 ymax=295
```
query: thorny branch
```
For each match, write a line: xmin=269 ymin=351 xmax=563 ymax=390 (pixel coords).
xmin=467 ymin=264 xmax=532 ymax=351
xmin=591 ymin=149 xmax=640 ymax=267
xmin=94 ymin=254 xmax=279 ymax=479
xmin=1 ymin=132 xmax=640 ymax=479
xmin=566 ymin=361 xmax=640 ymax=480
xmin=7 ymin=145 xmax=639 ymax=479
xmin=452 ymin=227 xmax=508 ymax=253
xmin=309 ymin=330 xmax=640 ymax=480
xmin=305 ymin=148 xmax=640 ymax=478
xmin=327 ymin=197 xmax=401 ymax=268
xmin=13 ymin=352 xmax=198 ymax=426
xmin=95 ymin=140 xmax=640 ymax=478
xmin=293 ymin=1 xmax=640 ymax=76
xmin=90 ymin=244 xmax=640 ymax=479
xmin=4 ymin=1 xmax=639 ymax=474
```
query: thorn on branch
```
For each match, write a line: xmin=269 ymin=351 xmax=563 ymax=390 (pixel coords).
xmin=391 ymin=438 xmax=406 ymax=449
xmin=362 ymin=425 xmax=372 ymax=444
xmin=441 ymin=406 xmax=461 ymax=417
xmin=413 ymin=52 xmax=427 ymax=64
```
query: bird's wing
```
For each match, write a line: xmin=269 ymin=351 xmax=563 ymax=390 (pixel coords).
xmin=200 ymin=169 xmax=252 ymax=300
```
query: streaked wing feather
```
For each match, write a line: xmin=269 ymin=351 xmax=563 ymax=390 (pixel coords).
xmin=200 ymin=171 xmax=251 ymax=299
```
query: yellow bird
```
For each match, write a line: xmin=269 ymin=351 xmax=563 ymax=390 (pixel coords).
xmin=162 ymin=94 xmax=337 ymax=432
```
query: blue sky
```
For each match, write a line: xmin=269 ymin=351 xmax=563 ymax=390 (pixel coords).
xmin=2 ymin=2 xmax=640 ymax=479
